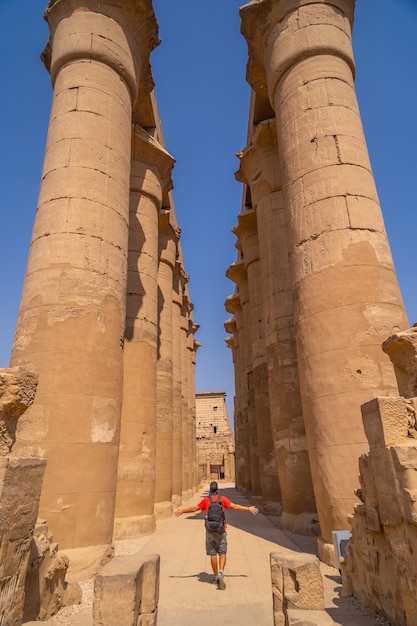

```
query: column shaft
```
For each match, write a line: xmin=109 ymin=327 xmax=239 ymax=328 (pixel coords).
xmin=155 ymin=217 xmax=178 ymax=518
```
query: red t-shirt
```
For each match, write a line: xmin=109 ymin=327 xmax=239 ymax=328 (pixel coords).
xmin=198 ymin=494 xmax=231 ymax=531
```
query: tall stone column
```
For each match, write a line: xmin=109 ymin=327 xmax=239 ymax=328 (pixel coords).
xmin=225 ymin=298 xmax=250 ymax=493
xmin=154 ymin=213 xmax=179 ymax=518
xmin=233 ymin=209 xmax=281 ymax=513
xmin=224 ymin=319 xmax=244 ymax=489
xmin=10 ymin=0 xmax=158 ymax=553
xmin=171 ymin=262 xmax=185 ymax=505
xmin=240 ymin=0 xmax=408 ymax=553
xmin=180 ymin=299 xmax=191 ymax=497
xmin=237 ymin=117 xmax=316 ymax=531
xmin=114 ymin=128 xmax=174 ymax=538
xmin=226 ymin=261 xmax=262 ymax=503
xmin=189 ymin=324 xmax=200 ymax=493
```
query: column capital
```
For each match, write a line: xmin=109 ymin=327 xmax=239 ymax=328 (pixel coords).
xmin=224 ymin=318 xmax=237 ymax=335
xmin=132 ymin=126 xmax=175 ymax=181
xmin=233 ymin=211 xmax=259 ymax=268
xmin=240 ymin=0 xmax=355 ymax=102
xmin=131 ymin=125 xmax=175 ymax=205
xmin=158 ymin=212 xmax=180 ymax=268
xmin=225 ymin=336 xmax=235 ymax=351
xmin=225 ymin=293 xmax=241 ymax=316
xmin=42 ymin=0 xmax=159 ymax=103
xmin=226 ymin=259 xmax=247 ymax=286
xmin=236 ymin=119 xmax=281 ymax=204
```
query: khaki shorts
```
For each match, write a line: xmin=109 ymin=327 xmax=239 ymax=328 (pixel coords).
xmin=206 ymin=530 xmax=227 ymax=556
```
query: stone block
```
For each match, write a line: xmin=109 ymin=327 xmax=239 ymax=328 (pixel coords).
xmin=362 ymin=396 xmax=409 ymax=449
xmin=382 ymin=327 xmax=417 ymax=398
xmin=0 ymin=457 xmax=46 ymax=626
xmin=23 ymin=520 xmax=82 ymax=622
xmin=271 ymin=549 xmax=324 ymax=613
xmin=93 ymin=553 xmax=160 ymax=626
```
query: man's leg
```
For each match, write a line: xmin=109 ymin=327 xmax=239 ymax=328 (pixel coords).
xmin=210 ymin=555 xmax=219 ymax=577
xmin=218 ymin=554 xmax=226 ymax=589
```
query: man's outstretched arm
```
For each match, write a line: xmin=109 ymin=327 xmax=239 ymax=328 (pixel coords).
xmin=229 ymin=503 xmax=258 ymax=515
xmin=175 ymin=504 xmax=200 ymax=517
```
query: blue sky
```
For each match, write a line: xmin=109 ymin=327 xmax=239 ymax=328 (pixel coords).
xmin=1 ymin=1 xmax=416 ymax=424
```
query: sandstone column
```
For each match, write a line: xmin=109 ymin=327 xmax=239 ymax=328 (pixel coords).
xmin=232 ymin=209 xmax=281 ymax=513
xmin=240 ymin=0 xmax=408 ymax=553
xmin=224 ymin=318 xmax=245 ymax=490
xmin=154 ymin=212 xmax=179 ymax=518
xmin=237 ymin=116 xmax=316 ymax=531
xmin=180 ymin=299 xmax=191 ymax=498
xmin=10 ymin=0 xmax=158 ymax=552
xmin=226 ymin=261 xmax=262 ymax=504
xmin=225 ymin=294 xmax=251 ymax=494
xmin=114 ymin=128 xmax=174 ymax=538
xmin=189 ymin=324 xmax=200 ymax=492
xmin=12 ymin=0 xmax=157 ymax=549
xmin=171 ymin=262 xmax=185 ymax=505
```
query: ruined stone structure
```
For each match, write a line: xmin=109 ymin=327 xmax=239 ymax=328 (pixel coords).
xmin=225 ymin=0 xmax=409 ymax=562
xmin=270 ymin=549 xmax=332 ymax=626
xmin=9 ymin=0 xmax=198 ymax=571
xmin=195 ymin=391 xmax=235 ymax=483
xmin=0 ymin=367 xmax=43 ymax=626
xmin=343 ymin=326 xmax=417 ymax=626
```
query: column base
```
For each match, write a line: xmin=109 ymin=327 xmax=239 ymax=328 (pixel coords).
xmin=281 ymin=511 xmax=319 ymax=535
xmin=63 ymin=544 xmax=114 ymax=582
xmin=113 ymin=514 xmax=156 ymax=541
xmin=262 ymin=501 xmax=283 ymax=516
xmin=154 ymin=501 xmax=173 ymax=520
xmin=317 ymin=536 xmax=337 ymax=568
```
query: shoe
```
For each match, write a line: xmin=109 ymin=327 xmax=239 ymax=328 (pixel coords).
xmin=213 ymin=576 xmax=219 ymax=585
xmin=218 ymin=570 xmax=226 ymax=590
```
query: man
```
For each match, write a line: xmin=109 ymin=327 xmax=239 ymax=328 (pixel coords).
xmin=175 ymin=481 xmax=258 ymax=589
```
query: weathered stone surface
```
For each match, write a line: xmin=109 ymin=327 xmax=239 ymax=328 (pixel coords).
xmin=23 ymin=520 xmax=82 ymax=622
xmin=345 ymin=351 xmax=417 ymax=625
xmin=0 ymin=457 xmax=46 ymax=626
xmin=383 ymin=326 xmax=417 ymax=398
xmin=0 ymin=366 xmax=38 ymax=455
xmin=271 ymin=550 xmax=324 ymax=611
xmin=93 ymin=553 xmax=160 ymax=626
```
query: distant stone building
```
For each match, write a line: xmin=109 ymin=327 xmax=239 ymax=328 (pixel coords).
xmin=196 ymin=392 xmax=235 ymax=484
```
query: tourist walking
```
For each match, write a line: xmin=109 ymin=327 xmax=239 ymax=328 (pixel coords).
xmin=175 ymin=481 xmax=258 ymax=589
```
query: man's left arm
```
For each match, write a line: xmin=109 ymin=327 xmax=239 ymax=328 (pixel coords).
xmin=229 ymin=502 xmax=258 ymax=515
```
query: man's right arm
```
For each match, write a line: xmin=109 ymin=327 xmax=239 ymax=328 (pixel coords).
xmin=175 ymin=502 xmax=202 ymax=517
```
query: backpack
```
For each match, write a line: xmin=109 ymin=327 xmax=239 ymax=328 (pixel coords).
xmin=205 ymin=493 xmax=224 ymax=533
